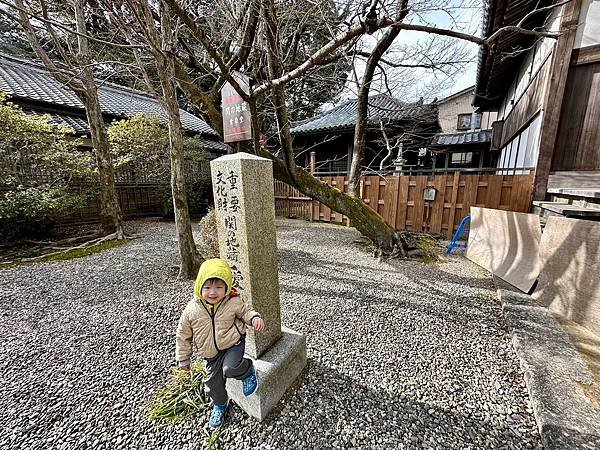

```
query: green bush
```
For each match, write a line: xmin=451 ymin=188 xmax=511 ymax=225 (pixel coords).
xmin=108 ymin=115 xmax=214 ymax=218
xmin=0 ymin=91 xmax=95 ymax=242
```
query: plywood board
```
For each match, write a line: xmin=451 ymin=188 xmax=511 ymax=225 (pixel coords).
xmin=532 ymin=217 xmax=600 ymax=336
xmin=467 ymin=207 xmax=542 ymax=292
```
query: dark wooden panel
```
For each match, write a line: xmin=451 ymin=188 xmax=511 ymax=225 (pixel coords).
xmin=533 ymin=0 xmax=585 ymax=200
xmin=554 ymin=62 xmax=600 ymax=171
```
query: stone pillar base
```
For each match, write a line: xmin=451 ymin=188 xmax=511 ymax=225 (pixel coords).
xmin=226 ymin=326 xmax=307 ymax=421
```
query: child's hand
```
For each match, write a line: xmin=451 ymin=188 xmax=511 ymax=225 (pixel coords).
xmin=180 ymin=364 xmax=191 ymax=372
xmin=252 ymin=317 xmax=266 ymax=332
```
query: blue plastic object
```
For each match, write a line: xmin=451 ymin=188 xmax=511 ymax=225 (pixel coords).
xmin=447 ymin=215 xmax=471 ymax=254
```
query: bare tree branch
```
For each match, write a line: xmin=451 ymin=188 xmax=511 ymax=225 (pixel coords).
xmin=0 ymin=0 xmax=145 ymax=49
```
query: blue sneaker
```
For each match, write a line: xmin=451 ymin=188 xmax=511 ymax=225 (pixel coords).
xmin=208 ymin=401 xmax=229 ymax=429
xmin=242 ymin=367 xmax=258 ymax=396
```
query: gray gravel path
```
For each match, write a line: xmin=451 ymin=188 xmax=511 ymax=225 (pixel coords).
xmin=0 ymin=218 xmax=541 ymax=449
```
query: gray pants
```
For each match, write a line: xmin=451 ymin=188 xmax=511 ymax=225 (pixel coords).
xmin=204 ymin=337 xmax=253 ymax=405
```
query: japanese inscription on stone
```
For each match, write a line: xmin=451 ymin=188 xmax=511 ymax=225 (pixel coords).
xmin=214 ymin=168 xmax=245 ymax=291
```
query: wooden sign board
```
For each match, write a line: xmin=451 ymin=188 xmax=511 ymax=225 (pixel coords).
xmin=532 ymin=216 xmax=600 ymax=336
xmin=221 ymin=72 xmax=252 ymax=143
xmin=466 ymin=207 xmax=542 ymax=293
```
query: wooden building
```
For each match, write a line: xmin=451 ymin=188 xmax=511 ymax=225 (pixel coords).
xmin=290 ymin=94 xmax=439 ymax=174
xmin=429 ymin=86 xmax=498 ymax=171
xmin=0 ymin=52 xmax=228 ymax=222
xmin=474 ymin=0 xmax=600 ymax=218
xmin=0 ymin=53 xmax=227 ymax=156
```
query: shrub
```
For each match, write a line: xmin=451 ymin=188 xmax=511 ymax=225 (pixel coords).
xmin=0 ymin=91 xmax=95 ymax=242
xmin=198 ymin=208 xmax=219 ymax=258
xmin=108 ymin=114 xmax=214 ymax=217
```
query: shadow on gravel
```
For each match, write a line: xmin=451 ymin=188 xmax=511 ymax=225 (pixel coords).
xmin=250 ymin=358 xmax=531 ymax=449
xmin=279 ymin=249 xmax=499 ymax=328
xmin=279 ymin=247 xmax=494 ymax=292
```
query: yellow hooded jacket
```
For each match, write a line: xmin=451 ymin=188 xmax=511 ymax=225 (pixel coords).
xmin=175 ymin=259 xmax=260 ymax=361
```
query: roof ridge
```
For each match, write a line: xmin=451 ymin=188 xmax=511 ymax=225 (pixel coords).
xmin=437 ymin=85 xmax=476 ymax=104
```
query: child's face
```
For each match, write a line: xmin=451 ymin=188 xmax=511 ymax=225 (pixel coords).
xmin=201 ymin=279 xmax=227 ymax=304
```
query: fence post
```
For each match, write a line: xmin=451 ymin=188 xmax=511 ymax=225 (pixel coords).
xmin=446 ymin=172 xmax=461 ymax=238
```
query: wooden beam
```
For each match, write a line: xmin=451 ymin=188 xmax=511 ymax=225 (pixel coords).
xmin=533 ymin=0 xmax=584 ymax=201
xmin=571 ymin=44 xmax=600 ymax=66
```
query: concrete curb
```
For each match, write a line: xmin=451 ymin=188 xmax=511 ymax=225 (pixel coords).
xmin=494 ymin=277 xmax=600 ymax=449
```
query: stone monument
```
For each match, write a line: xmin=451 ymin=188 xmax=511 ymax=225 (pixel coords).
xmin=210 ymin=152 xmax=307 ymax=421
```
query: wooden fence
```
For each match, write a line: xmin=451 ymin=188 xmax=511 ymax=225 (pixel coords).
xmin=59 ymin=183 xmax=167 ymax=224
xmin=274 ymin=172 xmax=535 ymax=238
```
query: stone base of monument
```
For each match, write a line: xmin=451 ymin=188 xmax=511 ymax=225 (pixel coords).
xmin=226 ymin=326 xmax=307 ymax=421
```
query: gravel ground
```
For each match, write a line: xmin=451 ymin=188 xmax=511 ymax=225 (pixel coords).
xmin=0 ymin=218 xmax=541 ymax=450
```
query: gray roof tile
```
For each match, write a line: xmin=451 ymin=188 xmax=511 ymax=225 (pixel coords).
xmin=290 ymin=94 xmax=437 ymax=135
xmin=431 ymin=129 xmax=492 ymax=146
xmin=0 ymin=53 xmax=217 ymax=136
xmin=21 ymin=107 xmax=89 ymax=133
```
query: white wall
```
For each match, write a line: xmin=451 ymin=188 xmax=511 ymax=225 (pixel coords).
xmin=497 ymin=113 xmax=542 ymax=173
xmin=575 ymin=0 xmax=600 ymax=48
xmin=437 ymin=89 xmax=497 ymax=133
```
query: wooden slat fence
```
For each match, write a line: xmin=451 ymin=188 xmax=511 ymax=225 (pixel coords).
xmin=274 ymin=173 xmax=535 ymax=238
xmin=59 ymin=183 xmax=167 ymax=224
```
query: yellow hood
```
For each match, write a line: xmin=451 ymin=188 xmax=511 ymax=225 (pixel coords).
xmin=194 ymin=258 xmax=233 ymax=300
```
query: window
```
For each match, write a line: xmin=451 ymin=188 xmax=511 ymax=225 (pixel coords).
xmin=457 ymin=113 xmax=481 ymax=130
xmin=457 ymin=114 xmax=471 ymax=130
xmin=451 ymin=152 xmax=473 ymax=164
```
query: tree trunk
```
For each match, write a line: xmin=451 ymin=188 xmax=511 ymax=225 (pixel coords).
xmin=156 ymin=54 xmax=201 ymax=279
xmin=16 ymin=0 xmax=123 ymax=238
xmin=80 ymin=83 xmax=124 ymax=238
xmin=347 ymin=1 xmax=409 ymax=196
xmin=253 ymin=145 xmax=406 ymax=256
xmin=258 ymin=0 xmax=405 ymax=255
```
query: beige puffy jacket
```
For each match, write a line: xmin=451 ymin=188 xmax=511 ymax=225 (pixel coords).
xmin=175 ymin=294 xmax=260 ymax=361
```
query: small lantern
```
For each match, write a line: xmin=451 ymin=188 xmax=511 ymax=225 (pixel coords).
xmin=423 ymin=187 xmax=437 ymax=201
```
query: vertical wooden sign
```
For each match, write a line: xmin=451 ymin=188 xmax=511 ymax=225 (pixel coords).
xmin=221 ymin=72 xmax=252 ymax=143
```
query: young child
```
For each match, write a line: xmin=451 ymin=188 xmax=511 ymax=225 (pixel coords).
xmin=175 ymin=258 xmax=266 ymax=428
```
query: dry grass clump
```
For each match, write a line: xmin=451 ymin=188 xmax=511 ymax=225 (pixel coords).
xmin=198 ymin=208 xmax=219 ymax=259
xmin=146 ymin=362 xmax=208 ymax=423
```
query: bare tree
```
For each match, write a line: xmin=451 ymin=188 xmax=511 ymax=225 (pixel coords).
xmin=104 ymin=0 xmax=202 ymax=278
xmin=10 ymin=0 xmax=124 ymax=239
xmin=8 ymin=0 xmax=559 ymax=256
xmin=347 ymin=0 xmax=409 ymax=196
xmin=158 ymin=0 xmax=564 ymax=256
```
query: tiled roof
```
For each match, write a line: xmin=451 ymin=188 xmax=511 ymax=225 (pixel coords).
xmin=0 ymin=53 xmax=217 ymax=136
xmin=21 ymin=107 xmax=90 ymax=134
xmin=290 ymin=94 xmax=437 ymax=135
xmin=431 ymin=129 xmax=492 ymax=146
xmin=21 ymin=106 xmax=229 ymax=153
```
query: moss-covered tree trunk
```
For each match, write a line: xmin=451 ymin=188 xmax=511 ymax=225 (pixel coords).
xmin=259 ymin=150 xmax=407 ymax=255
xmin=78 ymin=77 xmax=123 ymax=238
xmin=260 ymin=0 xmax=405 ymax=255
